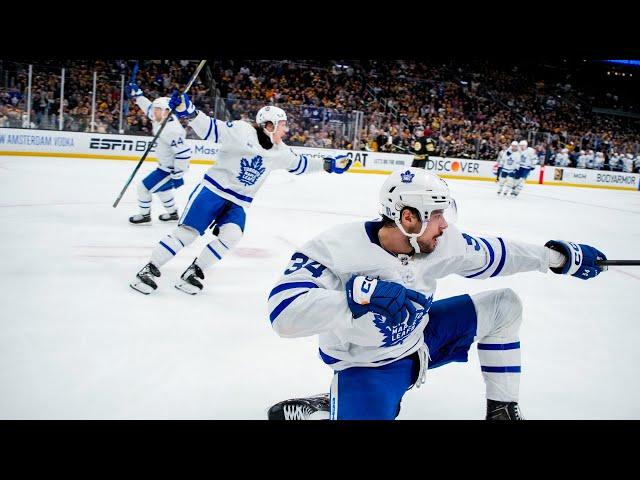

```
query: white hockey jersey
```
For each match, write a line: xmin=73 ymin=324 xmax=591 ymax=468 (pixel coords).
xmin=187 ymin=111 xmax=324 ymax=208
xmin=136 ymin=97 xmax=191 ymax=173
xmin=554 ymin=152 xmax=570 ymax=167
xmin=500 ymin=149 xmax=520 ymax=173
xmin=592 ymin=155 xmax=604 ymax=170
xmin=268 ymin=220 xmax=551 ymax=371
xmin=576 ymin=154 xmax=589 ymax=169
xmin=520 ymin=147 xmax=537 ymax=168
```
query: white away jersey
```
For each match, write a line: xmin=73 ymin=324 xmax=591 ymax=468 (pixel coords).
xmin=268 ymin=220 xmax=551 ymax=371
xmin=136 ymin=97 xmax=191 ymax=173
xmin=188 ymin=111 xmax=324 ymax=208
xmin=520 ymin=147 xmax=537 ymax=169
xmin=555 ymin=152 xmax=570 ymax=167
xmin=500 ymin=149 xmax=521 ymax=172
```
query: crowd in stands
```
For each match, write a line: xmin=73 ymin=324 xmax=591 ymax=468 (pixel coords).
xmin=1 ymin=59 xmax=639 ymax=172
xmin=0 ymin=60 xmax=209 ymax=137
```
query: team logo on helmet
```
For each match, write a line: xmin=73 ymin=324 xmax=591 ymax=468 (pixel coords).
xmin=400 ymin=170 xmax=415 ymax=183
xmin=237 ymin=155 xmax=266 ymax=186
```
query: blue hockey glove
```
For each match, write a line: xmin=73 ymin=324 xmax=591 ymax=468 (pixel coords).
xmin=545 ymin=240 xmax=607 ymax=280
xmin=125 ymin=81 xmax=143 ymax=99
xmin=169 ymin=91 xmax=196 ymax=119
xmin=345 ymin=275 xmax=429 ymax=327
xmin=323 ymin=154 xmax=352 ymax=174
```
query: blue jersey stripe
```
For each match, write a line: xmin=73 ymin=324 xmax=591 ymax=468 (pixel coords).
xmin=481 ymin=366 xmax=521 ymax=373
xmin=269 ymin=291 xmax=308 ymax=323
xmin=465 ymin=237 xmax=495 ymax=278
xmin=206 ymin=243 xmax=222 ymax=260
xmin=298 ymin=156 xmax=308 ymax=175
xmin=490 ymin=238 xmax=507 ymax=277
xmin=175 ymin=156 xmax=191 ymax=160
xmin=269 ymin=281 xmax=318 ymax=299
xmin=169 ymin=235 xmax=185 ymax=247
xmin=204 ymin=174 xmax=253 ymax=203
xmin=218 ymin=238 xmax=229 ymax=250
xmin=319 ymin=348 xmax=340 ymax=364
xmin=288 ymin=155 xmax=303 ymax=174
xmin=478 ymin=341 xmax=520 ymax=350
xmin=204 ymin=117 xmax=213 ymax=140
xmin=159 ymin=241 xmax=176 ymax=256
xmin=175 ymin=148 xmax=190 ymax=155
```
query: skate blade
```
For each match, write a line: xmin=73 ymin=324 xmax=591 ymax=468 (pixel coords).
xmin=129 ymin=222 xmax=152 ymax=226
xmin=130 ymin=283 xmax=153 ymax=295
xmin=175 ymin=283 xmax=201 ymax=295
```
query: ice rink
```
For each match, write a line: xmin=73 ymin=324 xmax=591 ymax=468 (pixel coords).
xmin=1 ymin=154 xmax=639 ymax=419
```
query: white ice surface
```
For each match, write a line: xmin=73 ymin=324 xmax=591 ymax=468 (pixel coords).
xmin=0 ymin=155 xmax=639 ymax=419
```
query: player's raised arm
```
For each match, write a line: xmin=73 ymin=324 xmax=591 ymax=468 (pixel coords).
xmin=456 ymin=232 xmax=607 ymax=281
xmin=125 ymin=81 xmax=154 ymax=120
xmin=169 ymin=91 xmax=231 ymax=143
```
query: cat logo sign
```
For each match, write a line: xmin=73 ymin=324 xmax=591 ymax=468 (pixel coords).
xmin=349 ymin=152 xmax=368 ymax=168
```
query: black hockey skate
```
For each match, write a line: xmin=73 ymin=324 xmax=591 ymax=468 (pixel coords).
xmin=486 ymin=399 xmax=524 ymax=420
xmin=130 ymin=262 xmax=161 ymax=295
xmin=129 ymin=213 xmax=151 ymax=225
xmin=175 ymin=259 xmax=205 ymax=295
xmin=159 ymin=211 xmax=179 ymax=222
xmin=267 ymin=393 xmax=330 ymax=420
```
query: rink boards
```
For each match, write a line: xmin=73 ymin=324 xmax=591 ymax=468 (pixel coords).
xmin=1 ymin=127 xmax=638 ymax=191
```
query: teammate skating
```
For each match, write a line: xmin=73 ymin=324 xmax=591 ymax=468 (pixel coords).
xmin=125 ymin=83 xmax=191 ymax=225
xmin=130 ymin=93 xmax=352 ymax=295
xmin=267 ymin=168 xmax=607 ymax=420
xmin=497 ymin=141 xmax=521 ymax=196
xmin=512 ymin=140 xmax=537 ymax=196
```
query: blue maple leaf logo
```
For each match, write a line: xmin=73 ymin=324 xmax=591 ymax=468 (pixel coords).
xmin=237 ymin=155 xmax=266 ymax=186
xmin=400 ymin=170 xmax=415 ymax=183
xmin=373 ymin=294 xmax=433 ymax=347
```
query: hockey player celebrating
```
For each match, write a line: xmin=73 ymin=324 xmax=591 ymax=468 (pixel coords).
xmin=125 ymin=83 xmax=191 ymax=225
xmin=592 ymin=151 xmax=605 ymax=170
xmin=130 ymin=93 xmax=352 ymax=295
xmin=623 ymin=153 xmax=635 ymax=173
xmin=493 ymin=144 xmax=507 ymax=182
xmin=512 ymin=140 xmax=537 ymax=196
xmin=554 ymin=148 xmax=570 ymax=167
xmin=496 ymin=141 xmax=521 ymax=196
xmin=266 ymin=168 xmax=607 ymax=420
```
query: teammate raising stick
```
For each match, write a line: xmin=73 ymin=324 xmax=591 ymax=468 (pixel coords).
xmin=125 ymin=83 xmax=191 ymax=225
xmin=266 ymin=168 xmax=607 ymax=420
xmin=130 ymin=93 xmax=352 ymax=295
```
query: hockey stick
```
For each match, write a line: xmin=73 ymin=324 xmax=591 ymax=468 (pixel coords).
xmin=596 ymin=260 xmax=640 ymax=266
xmin=112 ymin=59 xmax=207 ymax=208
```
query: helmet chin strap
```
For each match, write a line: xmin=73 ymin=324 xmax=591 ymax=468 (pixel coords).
xmin=264 ymin=126 xmax=281 ymax=145
xmin=394 ymin=219 xmax=428 ymax=254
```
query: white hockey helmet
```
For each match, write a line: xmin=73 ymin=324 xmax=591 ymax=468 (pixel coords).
xmin=510 ymin=141 xmax=519 ymax=150
xmin=518 ymin=140 xmax=528 ymax=148
xmin=379 ymin=168 xmax=457 ymax=253
xmin=152 ymin=96 xmax=171 ymax=111
xmin=256 ymin=105 xmax=287 ymax=130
